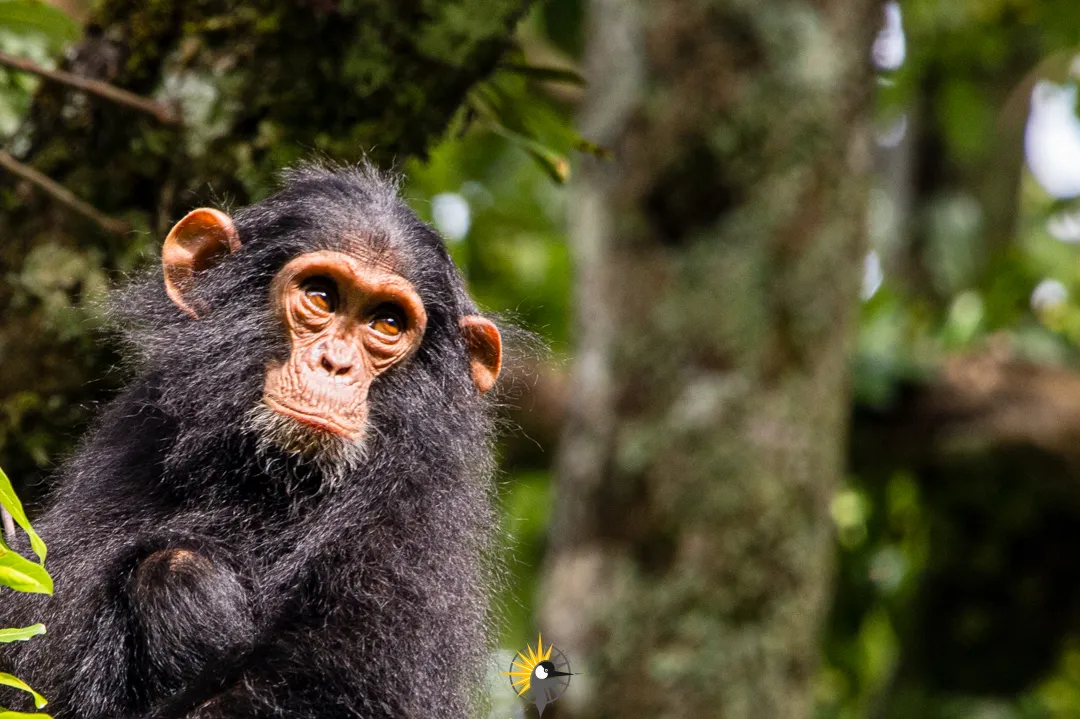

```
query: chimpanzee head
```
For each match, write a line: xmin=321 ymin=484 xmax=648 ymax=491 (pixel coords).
xmin=114 ymin=164 xmax=501 ymax=489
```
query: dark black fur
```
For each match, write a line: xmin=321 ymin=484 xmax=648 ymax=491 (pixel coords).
xmin=0 ymin=165 xmax=499 ymax=719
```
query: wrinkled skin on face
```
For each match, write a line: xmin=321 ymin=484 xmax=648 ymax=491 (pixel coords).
xmin=263 ymin=249 xmax=428 ymax=440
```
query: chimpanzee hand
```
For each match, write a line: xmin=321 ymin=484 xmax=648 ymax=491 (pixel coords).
xmin=129 ymin=546 xmax=254 ymax=705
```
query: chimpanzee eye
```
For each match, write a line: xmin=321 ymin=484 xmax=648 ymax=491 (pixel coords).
xmin=301 ymin=276 xmax=338 ymax=313
xmin=369 ymin=304 xmax=405 ymax=337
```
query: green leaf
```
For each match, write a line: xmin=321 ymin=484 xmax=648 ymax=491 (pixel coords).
xmin=0 ymin=711 xmax=51 ymax=719
xmin=0 ymin=673 xmax=47 ymax=709
xmin=0 ymin=625 xmax=45 ymax=643
xmin=467 ymin=76 xmax=604 ymax=182
xmin=0 ymin=1 xmax=78 ymax=53
xmin=0 ymin=467 xmax=45 ymax=564
xmin=491 ymin=126 xmax=571 ymax=184
xmin=521 ymin=144 xmax=571 ymax=184
xmin=0 ymin=546 xmax=52 ymax=594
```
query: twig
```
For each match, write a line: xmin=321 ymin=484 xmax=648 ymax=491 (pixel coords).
xmin=1 ymin=507 xmax=14 ymax=544
xmin=0 ymin=49 xmax=179 ymax=124
xmin=0 ymin=151 xmax=130 ymax=234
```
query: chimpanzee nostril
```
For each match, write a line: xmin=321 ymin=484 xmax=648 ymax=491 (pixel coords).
xmin=320 ymin=354 xmax=352 ymax=376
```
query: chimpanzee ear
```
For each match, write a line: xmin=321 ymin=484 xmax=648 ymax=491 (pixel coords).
xmin=460 ymin=316 xmax=502 ymax=394
xmin=162 ymin=208 xmax=240 ymax=318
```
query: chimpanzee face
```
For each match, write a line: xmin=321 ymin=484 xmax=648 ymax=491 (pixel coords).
xmin=262 ymin=249 xmax=428 ymax=440
xmin=159 ymin=206 xmax=501 ymax=468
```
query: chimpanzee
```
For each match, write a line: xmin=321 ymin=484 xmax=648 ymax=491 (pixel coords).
xmin=0 ymin=164 xmax=504 ymax=719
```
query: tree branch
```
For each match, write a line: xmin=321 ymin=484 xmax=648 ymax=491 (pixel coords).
xmin=0 ymin=152 xmax=130 ymax=234
xmin=854 ymin=349 xmax=1080 ymax=472
xmin=0 ymin=50 xmax=178 ymax=124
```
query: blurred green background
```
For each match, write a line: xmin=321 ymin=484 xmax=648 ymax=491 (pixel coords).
xmin=9 ymin=0 xmax=1080 ymax=717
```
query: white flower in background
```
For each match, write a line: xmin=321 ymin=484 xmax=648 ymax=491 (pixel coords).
xmin=1031 ymin=278 xmax=1069 ymax=313
xmin=431 ymin=192 xmax=471 ymax=243
xmin=1024 ymin=81 xmax=1080 ymax=199
xmin=862 ymin=251 xmax=884 ymax=300
xmin=872 ymin=2 xmax=906 ymax=72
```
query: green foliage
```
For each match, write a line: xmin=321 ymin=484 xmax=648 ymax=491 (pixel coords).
xmin=0 ymin=1 xmax=78 ymax=51
xmin=405 ymin=130 xmax=573 ymax=351
xmin=494 ymin=471 xmax=553 ymax=646
xmin=0 ymin=675 xmax=45 ymax=712
xmin=464 ymin=39 xmax=602 ymax=185
xmin=0 ymin=1 xmax=77 ymax=135
xmin=0 ymin=466 xmax=51 ymax=718
xmin=0 ymin=548 xmax=50 ymax=596
xmin=840 ymin=0 xmax=1080 ymax=715
xmin=0 ymin=625 xmax=44 ymax=644
xmin=0 ymin=468 xmax=46 ymax=566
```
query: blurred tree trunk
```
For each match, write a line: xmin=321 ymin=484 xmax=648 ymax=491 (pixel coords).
xmin=0 ymin=0 xmax=529 ymax=491
xmin=539 ymin=1 xmax=876 ymax=717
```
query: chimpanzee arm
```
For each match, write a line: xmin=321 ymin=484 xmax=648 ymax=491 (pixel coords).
xmin=138 ymin=559 xmax=353 ymax=719
xmin=0 ymin=398 xmax=258 ymax=718
xmin=145 ymin=536 xmax=482 ymax=719
xmin=0 ymin=521 xmax=254 ymax=718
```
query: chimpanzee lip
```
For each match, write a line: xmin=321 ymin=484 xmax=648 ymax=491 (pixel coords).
xmin=263 ymin=395 xmax=363 ymax=439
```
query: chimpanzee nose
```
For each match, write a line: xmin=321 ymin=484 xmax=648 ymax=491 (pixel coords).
xmin=318 ymin=348 xmax=354 ymax=377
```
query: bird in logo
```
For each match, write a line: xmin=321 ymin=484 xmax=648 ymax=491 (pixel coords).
xmin=504 ymin=634 xmax=574 ymax=717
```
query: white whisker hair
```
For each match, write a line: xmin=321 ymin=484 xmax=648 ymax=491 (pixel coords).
xmin=244 ymin=401 xmax=369 ymax=489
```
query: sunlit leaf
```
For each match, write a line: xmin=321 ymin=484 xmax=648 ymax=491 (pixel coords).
xmin=491 ymin=127 xmax=571 ymax=184
xmin=0 ymin=711 xmax=51 ymax=719
xmin=468 ymin=74 xmax=604 ymax=178
xmin=0 ymin=546 xmax=52 ymax=594
xmin=0 ymin=467 xmax=46 ymax=564
xmin=0 ymin=0 xmax=78 ymax=53
xmin=0 ymin=673 xmax=47 ymax=709
xmin=0 ymin=625 xmax=45 ymax=643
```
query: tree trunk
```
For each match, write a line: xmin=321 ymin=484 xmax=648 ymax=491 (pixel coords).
xmin=0 ymin=0 xmax=529 ymax=490
xmin=539 ymin=1 xmax=876 ymax=717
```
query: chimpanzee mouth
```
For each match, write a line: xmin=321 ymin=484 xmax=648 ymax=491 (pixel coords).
xmin=244 ymin=400 xmax=368 ymax=487
xmin=262 ymin=395 xmax=361 ymax=438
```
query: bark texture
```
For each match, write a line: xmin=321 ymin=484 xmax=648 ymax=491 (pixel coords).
xmin=539 ymin=1 xmax=877 ymax=717
xmin=0 ymin=0 xmax=529 ymax=488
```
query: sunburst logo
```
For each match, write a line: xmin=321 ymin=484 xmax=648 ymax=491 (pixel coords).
xmin=504 ymin=634 xmax=574 ymax=717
